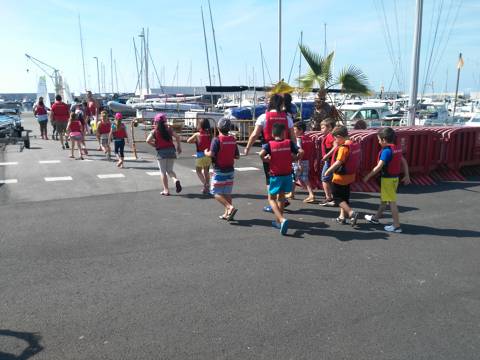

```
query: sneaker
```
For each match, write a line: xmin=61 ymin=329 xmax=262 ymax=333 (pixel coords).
xmin=350 ymin=211 xmax=359 ymax=227
xmin=263 ymin=205 xmax=273 ymax=213
xmin=175 ymin=180 xmax=182 ymax=193
xmin=319 ymin=199 xmax=335 ymax=207
xmin=335 ymin=217 xmax=347 ymax=224
xmin=364 ymin=214 xmax=380 ymax=224
xmin=384 ymin=224 xmax=402 ymax=233
xmin=280 ymin=219 xmax=289 ymax=235
xmin=271 ymin=221 xmax=281 ymax=229
xmin=62 ymin=145 xmax=65 ymax=150
xmin=284 ymin=199 xmax=290 ymax=208
xmin=65 ymin=142 xmax=70 ymax=149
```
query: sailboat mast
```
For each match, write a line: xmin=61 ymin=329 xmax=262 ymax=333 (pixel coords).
xmin=278 ymin=0 xmax=282 ymax=81
xmin=110 ymin=48 xmax=114 ymax=93
xmin=299 ymin=31 xmax=303 ymax=121
xmin=114 ymin=59 xmax=119 ymax=93
xmin=78 ymin=14 xmax=87 ymax=92
xmin=201 ymin=6 xmax=214 ymax=106
xmin=207 ymin=0 xmax=222 ymax=86
xmin=408 ymin=0 xmax=423 ymax=126
xmin=260 ymin=43 xmax=266 ymax=88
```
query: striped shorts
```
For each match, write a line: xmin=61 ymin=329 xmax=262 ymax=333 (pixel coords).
xmin=210 ymin=169 xmax=234 ymax=195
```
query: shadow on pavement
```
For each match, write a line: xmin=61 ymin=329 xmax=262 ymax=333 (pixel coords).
xmin=402 ymin=224 xmax=480 ymax=237
xmin=0 ymin=329 xmax=44 ymax=360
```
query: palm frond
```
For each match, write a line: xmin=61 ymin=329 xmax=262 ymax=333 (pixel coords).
xmin=299 ymin=44 xmax=324 ymax=76
xmin=297 ymin=69 xmax=317 ymax=92
xmin=335 ymin=66 xmax=371 ymax=95
xmin=321 ymin=51 xmax=335 ymax=85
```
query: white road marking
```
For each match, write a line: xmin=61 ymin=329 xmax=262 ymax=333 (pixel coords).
xmin=124 ymin=156 xmax=137 ymax=161
xmin=0 ymin=179 xmax=18 ymax=184
xmin=97 ymin=174 xmax=125 ymax=179
xmin=192 ymin=169 xmax=214 ymax=173
xmin=39 ymin=160 xmax=61 ymax=164
xmin=80 ymin=159 xmax=94 ymax=162
xmin=146 ymin=171 xmax=161 ymax=176
xmin=235 ymin=167 xmax=260 ymax=171
xmin=45 ymin=176 xmax=73 ymax=182
xmin=0 ymin=162 xmax=18 ymax=166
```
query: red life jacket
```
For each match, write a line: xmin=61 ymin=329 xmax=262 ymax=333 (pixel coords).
xmin=263 ymin=111 xmax=288 ymax=142
xmin=69 ymin=120 xmax=82 ymax=133
xmin=98 ymin=122 xmax=111 ymax=134
xmin=154 ymin=128 xmax=174 ymax=149
xmin=196 ymin=129 xmax=211 ymax=152
xmin=321 ymin=133 xmax=335 ymax=158
xmin=51 ymin=101 xmax=69 ymax=121
xmin=215 ymin=134 xmax=236 ymax=169
xmin=299 ymin=134 xmax=314 ymax=160
xmin=378 ymin=144 xmax=402 ymax=177
xmin=332 ymin=140 xmax=361 ymax=175
xmin=35 ymin=104 xmax=47 ymax=116
xmin=269 ymin=139 xmax=293 ymax=176
xmin=87 ymin=101 xmax=97 ymax=117
xmin=113 ymin=124 xmax=127 ymax=139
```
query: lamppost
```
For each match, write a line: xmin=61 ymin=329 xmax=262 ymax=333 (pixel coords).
xmin=93 ymin=56 xmax=100 ymax=94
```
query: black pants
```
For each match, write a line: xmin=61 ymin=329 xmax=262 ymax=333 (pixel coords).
xmin=114 ymin=139 xmax=125 ymax=158
xmin=332 ymin=182 xmax=350 ymax=205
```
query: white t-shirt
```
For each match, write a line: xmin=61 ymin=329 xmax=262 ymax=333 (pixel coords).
xmin=255 ymin=112 xmax=294 ymax=128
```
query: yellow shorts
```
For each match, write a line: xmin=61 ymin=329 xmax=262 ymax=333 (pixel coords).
xmin=381 ymin=177 xmax=399 ymax=202
xmin=195 ymin=156 xmax=212 ymax=168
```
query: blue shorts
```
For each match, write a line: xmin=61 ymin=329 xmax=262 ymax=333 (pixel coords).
xmin=321 ymin=161 xmax=333 ymax=182
xmin=293 ymin=160 xmax=310 ymax=184
xmin=269 ymin=175 xmax=293 ymax=195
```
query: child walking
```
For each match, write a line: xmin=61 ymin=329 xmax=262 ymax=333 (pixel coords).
xmin=363 ymin=127 xmax=410 ymax=233
xmin=109 ymin=113 xmax=129 ymax=168
xmin=260 ymin=122 xmax=303 ymax=235
xmin=146 ymin=113 xmax=183 ymax=195
xmin=319 ymin=118 xmax=336 ymax=206
xmin=66 ymin=112 xmax=85 ymax=160
xmin=33 ymin=97 xmax=49 ymax=139
xmin=187 ymin=118 xmax=213 ymax=194
xmin=204 ymin=118 xmax=239 ymax=221
xmin=291 ymin=121 xmax=315 ymax=203
xmin=97 ymin=111 xmax=112 ymax=160
xmin=323 ymin=125 xmax=360 ymax=226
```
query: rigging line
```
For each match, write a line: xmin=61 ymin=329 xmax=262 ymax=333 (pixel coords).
xmin=376 ymin=0 xmax=402 ymax=90
xmin=422 ymin=0 xmax=446 ymax=97
xmin=420 ymin=0 xmax=438 ymax=97
xmin=261 ymin=46 xmax=273 ymax=84
xmin=287 ymin=43 xmax=299 ymax=83
xmin=430 ymin=0 xmax=464 ymax=84
xmin=393 ymin=0 xmax=405 ymax=91
xmin=147 ymin=47 xmax=165 ymax=94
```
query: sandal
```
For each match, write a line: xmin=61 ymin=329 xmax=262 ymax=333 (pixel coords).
xmin=303 ymin=197 xmax=316 ymax=203
xmin=160 ymin=191 xmax=170 ymax=196
xmin=335 ymin=217 xmax=347 ymax=225
xmin=218 ymin=214 xmax=228 ymax=220
xmin=226 ymin=207 xmax=238 ymax=221
xmin=175 ymin=180 xmax=182 ymax=193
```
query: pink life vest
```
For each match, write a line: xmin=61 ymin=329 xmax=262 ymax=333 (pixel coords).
xmin=269 ymin=139 xmax=293 ymax=176
xmin=263 ymin=111 xmax=288 ymax=142
xmin=154 ymin=128 xmax=174 ymax=150
xmin=113 ymin=124 xmax=127 ymax=139
xmin=378 ymin=144 xmax=402 ymax=177
xmin=98 ymin=122 xmax=111 ymax=135
xmin=215 ymin=134 xmax=236 ymax=169
xmin=196 ymin=129 xmax=211 ymax=152
xmin=332 ymin=140 xmax=361 ymax=175
xmin=34 ymin=104 xmax=47 ymax=116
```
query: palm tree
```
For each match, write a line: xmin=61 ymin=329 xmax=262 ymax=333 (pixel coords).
xmin=298 ymin=44 xmax=371 ymax=95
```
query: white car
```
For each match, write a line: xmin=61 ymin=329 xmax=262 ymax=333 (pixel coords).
xmin=464 ymin=115 xmax=480 ymax=127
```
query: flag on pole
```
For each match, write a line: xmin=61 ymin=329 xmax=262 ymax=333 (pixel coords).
xmin=457 ymin=53 xmax=464 ymax=69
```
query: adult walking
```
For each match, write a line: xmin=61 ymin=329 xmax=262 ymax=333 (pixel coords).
xmin=33 ymin=97 xmax=49 ymax=139
xmin=50 ymin=95 xmax=70 ymax=149
xmin=244 ymin=93 xmax=295 ymax=212
xmin=146 ymin=113 xmax=183 ymax=196
xmin=86 ymin=91 xmax=100 ymax=147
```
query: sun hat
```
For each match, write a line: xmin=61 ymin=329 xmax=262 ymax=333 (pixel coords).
xmin=115 ymin=112 xmax=123 ymax=120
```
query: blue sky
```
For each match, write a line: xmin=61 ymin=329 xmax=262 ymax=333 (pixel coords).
xmin=1 ymin=0 xmax=479 ymax=94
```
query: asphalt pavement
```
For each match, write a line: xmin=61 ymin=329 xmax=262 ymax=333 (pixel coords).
xmin=0 ymin=114 xmax=479 ymax=359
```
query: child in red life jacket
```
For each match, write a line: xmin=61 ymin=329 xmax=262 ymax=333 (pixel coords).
xmin=97 ymin=111 xmax=112 ymax=160
xmin=319 ymin=118 xmax=337 ymax=206
xmin=66 ymin=112 xmax=85 ymax=160
xmin=187 ymin=118 xmax=213 ymax=194
xmin=204 ymin=118 xmax=239 ymax=221
xmin=291 ymin=121 xmax=315 ymax=203
xmin=363 ymin=127 xmax=410 ymax=233
xmin=146 ymin=113 xmax=183 ymax=195
xmin=260 ymin=122 xmax=303 ymax=235
xmin=323 ymin=125 xmax=360 ymax=227
xmin=109 ymin=113 xmax=129 ymax=168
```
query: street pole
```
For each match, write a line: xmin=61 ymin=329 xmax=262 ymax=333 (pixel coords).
xmin=453 ymin=53 xmax=463 ymax=119
xmin=278 ymin=0 xmax=282 ymax=81
xmin=93 ymin=57 xmax=100 ymax=94
xmin=408 ymin=0 xmax=423 ymax=126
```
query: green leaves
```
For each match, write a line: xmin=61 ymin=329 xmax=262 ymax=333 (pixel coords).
xmin=298 ymin=44 xmax=371 ymax=95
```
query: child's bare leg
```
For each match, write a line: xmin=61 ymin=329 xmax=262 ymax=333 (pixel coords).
xmin=306 ymin=182 xmax=315 ymax=199
xmin=322 ymin=181 xmax=332 ymax=200
xmin=196 ymin=167 xmax=206 ymax=185
xmin=215 ymin=194 xmax=233 ymax=216
xmin=204 ymin=167 xmax=210 ymax=187
xmin=375 ymin=201 xmax=388 ymax=220
xmin=390 ymin=201 xmax=400 ymax=228
xmin=339 ymin=201 xmax=353 ymax=218
xmin=269 ymin=194 xmax=285 ymax=224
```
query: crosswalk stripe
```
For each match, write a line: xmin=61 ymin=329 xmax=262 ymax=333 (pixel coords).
xmin=146 ymin=171 xmax=161 ymax=176
xmin=0 ymin=179 xmax=18 ymax=184
xmin=235 ymin=167 xmax=260 ymax=171
xmin=97 ymin=174 xmax=125 ymax=179
xmin=0 ymin=162 xmax=18 ymax=166
xmin=45 ymin=176 xmax=73 ymax=182
xmin=39 ymin=160 xmax=61 ymax=164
